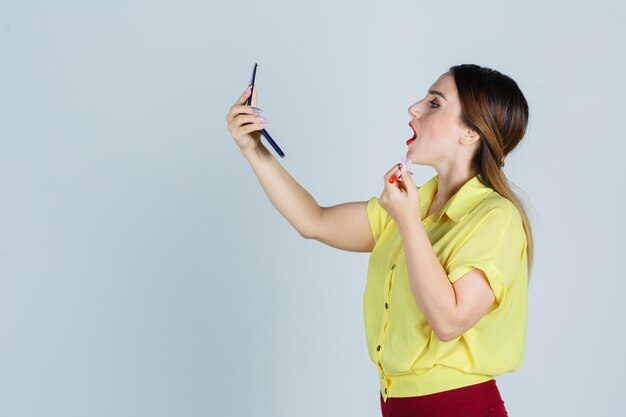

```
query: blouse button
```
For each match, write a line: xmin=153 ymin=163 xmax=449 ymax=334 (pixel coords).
xmin=377 ymin=345 xmax=381 ymax=351
xmin=391 ymin=264 xmax=396 ymax=270
xmin=385 ymin=303 xmax=388 ymax=309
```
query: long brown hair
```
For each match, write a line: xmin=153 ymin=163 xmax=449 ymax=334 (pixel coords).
xmin=449 ymin=64 xmax=535 ymax=281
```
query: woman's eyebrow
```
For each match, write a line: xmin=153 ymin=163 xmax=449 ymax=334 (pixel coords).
xmin=428 ymin=89 xmax=447 ymax=101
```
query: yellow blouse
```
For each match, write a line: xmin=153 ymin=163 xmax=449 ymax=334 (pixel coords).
xmin=365 ymin=173 xmax=528 ymax=402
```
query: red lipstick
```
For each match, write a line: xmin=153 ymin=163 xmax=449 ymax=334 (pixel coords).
xmin=389 ymin=158 xmax=412 ymax=184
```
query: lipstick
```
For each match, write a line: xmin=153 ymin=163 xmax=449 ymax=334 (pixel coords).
xmin=389 ymin=157 xmax=413 ymax=183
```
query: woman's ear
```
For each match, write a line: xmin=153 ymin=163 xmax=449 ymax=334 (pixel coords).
xmin=462 ymin=128 xmax=481 ymax=145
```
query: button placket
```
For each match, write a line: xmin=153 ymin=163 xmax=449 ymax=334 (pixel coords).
xmin=378 ymin=261 xmax=399 ymax=401
xmin=379 ymin=262 xmax=396 ymax=350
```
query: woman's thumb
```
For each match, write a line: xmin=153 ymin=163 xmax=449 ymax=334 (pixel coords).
xmin=251 ymin=85 xmax=258 ymax=108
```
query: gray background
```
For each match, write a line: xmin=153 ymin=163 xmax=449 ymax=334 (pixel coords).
xmin=1 ymin=0 xmax=624 ymax=416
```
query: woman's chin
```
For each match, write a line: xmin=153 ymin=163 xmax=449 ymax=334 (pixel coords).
xmin=405 ymin=151 xmax=423 ymax=166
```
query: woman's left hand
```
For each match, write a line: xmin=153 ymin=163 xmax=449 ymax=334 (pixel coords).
xmin=378 ymin=163 xmax=421 ymax=228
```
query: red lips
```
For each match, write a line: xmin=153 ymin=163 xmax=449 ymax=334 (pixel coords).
xmin=406 ymin=122 xmax=417 ymax=145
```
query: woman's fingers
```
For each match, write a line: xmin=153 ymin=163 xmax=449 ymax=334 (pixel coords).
xmin=383 ymin=163 xmax=411 ymax=194
xmin=235 ymin=84 xmax=258 ymax=107
xmin=236 ymin=120 xmax=267 ymax=136
xmin=396 ymin=176 xmax=407 ymax=192
xmin=384 ymin=164 xmax=400 ymax=179
xmin=229 ymin=103 xmax=262 ymax=118
xmin=384 ymin=164 xmax=402 ymax=183
xmin=226 ymin=88 xmax=263 ymax=123
xmin=228 ymin=113 xmax=268 ymax=136
xmin=236 ymin=85 xmax=252 ymax=105
xmin=226 ymin=88 xmax=252 ymax=123
xmin=251 ymin=85 xmax=258 ymax=108
xmin=233 ymin=113 xmax=266 ymax=128
xmin=225 ymin=85 xmax=266 ymax=152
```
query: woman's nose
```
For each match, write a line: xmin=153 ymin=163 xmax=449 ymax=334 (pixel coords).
xmin=408 ymin=104 xmax=420 ymax=118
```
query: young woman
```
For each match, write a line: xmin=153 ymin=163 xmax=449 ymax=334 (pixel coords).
xmin=225 ymin=64 xmax=533 ymax=417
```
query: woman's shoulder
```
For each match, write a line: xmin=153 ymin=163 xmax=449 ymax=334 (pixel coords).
xmin=471 ymin=192 xmax=522 ymax=227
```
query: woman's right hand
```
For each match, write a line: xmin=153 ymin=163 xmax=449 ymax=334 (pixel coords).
xmin=225 ymin=85 xmax=270 ymax=153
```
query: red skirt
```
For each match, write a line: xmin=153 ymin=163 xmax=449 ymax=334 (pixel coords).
xmin=379 ymin=379 xmax=508 ymax=417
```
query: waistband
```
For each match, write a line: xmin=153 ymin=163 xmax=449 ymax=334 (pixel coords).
xmin=379 ymin=364 xmax=493 ymax=402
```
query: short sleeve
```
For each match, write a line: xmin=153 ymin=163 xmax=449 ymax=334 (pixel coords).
xmin=366 ymin=196 xmax=392 ymax=243
xmin=446 ymin=205 xmax=525 ymax=306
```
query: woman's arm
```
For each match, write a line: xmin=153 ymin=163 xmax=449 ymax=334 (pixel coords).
xmin=227 ymin=85 xmax=374 ymax=252
xmin=240 ymin=144 xmax=320 ymax=238
xmin=400 ymin=220 xmax=499 ymax=341
xmin=241 ymin=144 xmax=374 ymax=252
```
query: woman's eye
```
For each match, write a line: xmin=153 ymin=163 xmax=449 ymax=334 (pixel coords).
xmin=429 ymin=100 xmax=440 ymax=108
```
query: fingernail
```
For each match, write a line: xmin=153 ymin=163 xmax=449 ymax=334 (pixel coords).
xmin=251 ymin=107 xmax=263 ymax=112
xmin=256 ymin=116 xmax=268 ymax=122
xmin=261 ymin=122 xmax=270 ymax=127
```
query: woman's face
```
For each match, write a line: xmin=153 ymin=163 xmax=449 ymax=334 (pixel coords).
xmin=405 ymin=72 xmax=475 ymax=167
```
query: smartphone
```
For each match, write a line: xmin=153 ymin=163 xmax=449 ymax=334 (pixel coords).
xmin=245 ymin=63 xmax=257 ymax=106
xmin=246 ymin=63 xmax=285 ymax=158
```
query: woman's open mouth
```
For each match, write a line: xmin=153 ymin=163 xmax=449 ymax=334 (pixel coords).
xmin=406 ymin=122 xmax=417 ymax=145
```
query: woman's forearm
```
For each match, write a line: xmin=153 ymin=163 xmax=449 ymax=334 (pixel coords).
xmin=241 ymin=144 xmax=321 ymax=238
xmin=398 ymin=219 xmax=457 ymax=340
